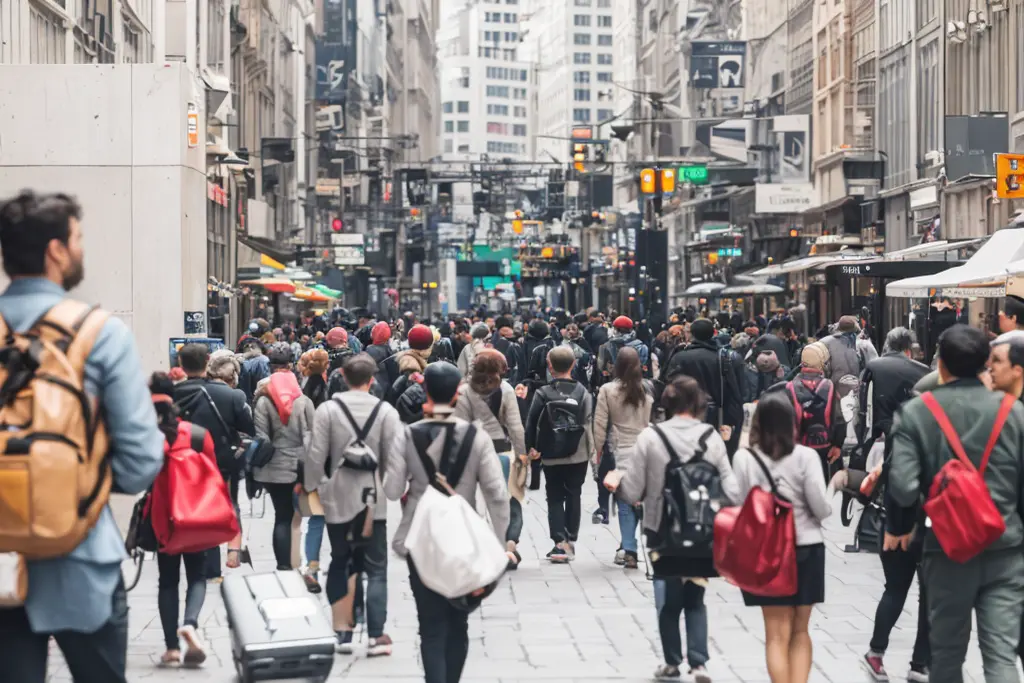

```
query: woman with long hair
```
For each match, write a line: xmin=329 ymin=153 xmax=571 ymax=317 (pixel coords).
xmin=453 ymin=348 xmax=528 ymax=568
xmin=593 ymin=346 xmax=653 ymax=567
xmin=732 ymin=393 xmax=832 ymax=683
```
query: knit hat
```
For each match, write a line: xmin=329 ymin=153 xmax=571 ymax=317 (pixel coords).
xmin=801 ymin=342 xmax=830 ymax=371
xmin=837 ymin=315 xmax=860 ymax=334
xmin=326 ymin=327 xmax=348 ymax=347
xmin=613 ymin=315 xmax=633 ymax=332
xmin=408 ymin=324 xmax=434 ymax=351
xmin=528 ymin=319 xmax=549 ymax=340
xmin=690 ymin=319 xmax=715 ymax=342
xmin=371 ymin=321 xmax=391 ymax=345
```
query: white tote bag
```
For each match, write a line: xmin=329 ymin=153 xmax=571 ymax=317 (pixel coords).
xmin=405 ymin=485 xmax=508 ymax=599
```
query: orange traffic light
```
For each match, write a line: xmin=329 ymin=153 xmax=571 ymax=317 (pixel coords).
xmin=410 ymin=207 xmax=421 ymax=217
xmin=661 ymin=168 xmax=676 ymax=194
xmin=574 ymin=162 xmax=586 ymax=173
xmin=640 ymin=168 xmax=656 ymax=194
xmin=789 ymin=228 xmax=799 ymax=238
xmin=512 ymin=219 xmax=523 ymax=234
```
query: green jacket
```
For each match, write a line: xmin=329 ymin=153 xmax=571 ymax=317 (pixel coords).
xmin=889 ymin=378 xmax=1024 ymax=555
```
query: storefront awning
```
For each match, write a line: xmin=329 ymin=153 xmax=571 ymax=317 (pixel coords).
xmin=883 ymin=238 xmax=984 ymax=261
xmin=749 ymin=253 xmax=875 ymax=276
xmin=238 ymin=278 xmax=296 ymax=294
xmin=886 ymin=229 xmax=1024 ymax=298
xmin=719 ymin=283 xmax=785 ymax=295
xmin=682 ymin=282 xmax=726 ymax=297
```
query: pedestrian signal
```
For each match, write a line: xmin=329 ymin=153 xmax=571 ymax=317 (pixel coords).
xmin=996 ymin=154 xmax=1024 ymax=199
xmin=640 ymin=168 xmax=656 ymax=194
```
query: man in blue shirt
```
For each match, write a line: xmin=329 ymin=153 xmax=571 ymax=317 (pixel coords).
xmin=0 ymin=191 xmax=164 ymax=682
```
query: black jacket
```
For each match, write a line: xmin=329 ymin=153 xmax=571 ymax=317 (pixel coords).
xmin=664 ymin=341 xmax=745 ymax=430
xmin=173 ymin=378 xmax=255 ymax=471
xmin=491 ymin=332 xmax=526 ymax=385
xmin=857 ymin=352 xmax=930 ymax=451
xmin=583 ymin=323 xmax=608 ymax=353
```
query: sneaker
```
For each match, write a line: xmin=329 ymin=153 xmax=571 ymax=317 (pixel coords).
xmin=614 ymin=548 xmax=625 ymax=565
xmin=623 ymin=551 xmax=639 ymax=569
xmin=689 ymin=665 xmax=711 ymax=683
xmin=907 ymin=666 xmax=929 ymax=683
xmin=562 ymin=541 xmax=576 ymax=561
xmin=653 ymin=664 xmax=681 ymax=679
xmin=336 ymin=630 xmax=355 ymax=654
xmin=367 ymin=634 xmax=393 ymax=657
xmin=592 ymin=509 xmax=605 ymax=524
xmin=301 ymin=568 xmax=322 ymax=594
xmin=177 ymin=625 xmax=207 ymax=668
xmin=546 ymin=545 xmax=569 ymax=563
xmin=863 ymin=651 xmax=888 ymax=681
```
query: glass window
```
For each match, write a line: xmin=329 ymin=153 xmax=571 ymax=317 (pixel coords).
xmin=597 ymin=109 xmax=613 ymax=121
xmin=597 ymin=16 xmax=612 ymax=27
xmin=574 ymin=88 xmax=591 ymax=101
xmin=457 ymin=121 xmax=470 ymax=132
xmin=574 ymin=71 xmax=591 ymax=83
xmin=597 ymin=72 xmax=612 ymax=82
xmin=574 ymin=52 xmax=592 ymax=64
xmin=444 ymin=139 xmax=453 ymax=153
xmin=575 ymin=0 xmax=591 ymax=5
xmin=597 ymin=0 xmax=610 ymax=6
xmin=444 ymin=121 xmax=454 ymax=133
xmin=443 ymin=101 xmax=453 ymax=113
xmin=597 ymin=53 xmax=612 ymax=65
xmin=457 ymin=101 xmax=470 ymax=112
xmin=574 ymin=33 xmax=591 ymax=45
xmin=573 ymin=108 xmax=592 ymax=122
xmin=513 ymin=124 xmax=527 ymax=136
xmin=597 ymin=35 xmax=612 ymax=46
xmin=574 ymin=14 xmax=591 ymax=26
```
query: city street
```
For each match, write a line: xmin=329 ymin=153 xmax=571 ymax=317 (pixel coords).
xmin=44 ymin=491 xmax=997 ymax=683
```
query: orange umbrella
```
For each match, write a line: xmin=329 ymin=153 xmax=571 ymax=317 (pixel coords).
xmin=239 ymin=278 xmax=295 ymax=294
xmin=293 ymin=287 xmax=331 ymax=303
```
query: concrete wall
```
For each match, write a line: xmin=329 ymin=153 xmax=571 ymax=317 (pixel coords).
xmin=0 ymin=63 xmax=207 ymax=372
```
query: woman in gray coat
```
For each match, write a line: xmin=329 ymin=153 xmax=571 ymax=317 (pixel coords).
xmin=253 ymin=344 xmax=315 ymax=570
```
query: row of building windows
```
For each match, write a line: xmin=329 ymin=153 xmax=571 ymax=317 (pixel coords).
xmin=574 ymin=0 xmax=612 ymax=7
xmin=444 ymin=120 xmax=471 ymax=133
xmin=482 ymin=0 xmax=518 ymax=4
xmin=573 ymin=33 xmax=613 ymax=46
xmin=483 ymin=12 xmax=517 ymax=22
xmin=478 ymin=47 xmax=519 ymax=59
xmin=572 ymin=108 xmax=614 ymax=123
xmin=487 ymin=141 xmax=527 ymax=154
xmin=486 ymin=122 xmax=528 ymax=136
xmin=573 ymin=52 xmax=613 ymax=65
xmin=442 ymin=101 xmax=472 ymax=113
xmin=573 ymin=14 xmax=612 ymax=27
xmin=483 ymin=31 xmax=518 ymax=42
xmin=486 ymin=103 xmax=529 ymax=117
xmin=573 ymin=71 xmax=613 ymax=83
xmin=486 ymin=85 xmax=528 ymax=99
xmin=486 ymin=66 xmax=528 ymax=81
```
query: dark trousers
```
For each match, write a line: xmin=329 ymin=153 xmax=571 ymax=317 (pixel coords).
xmin=544 ymin=461 xmax=589 ymax=543
xmin=596 ymin=451 xmax=616 ymax=514
xmin=409 ymin=559 xmax=469 ymax=683
xmin=326 ymin=519 xmax=388 ymax=638
xmin=869 ymin=548 xmax=929 ymax=668
xmin=924 ymin=547 xmax=1024 ymax=683
xmin=205 ymin=471 xmax=240 ymax=578
xmin=0 ymin=577 xmax=129 ymax=683
xmin=655 ymin=578 xmax=709 ymax=668
xmin=157 ymin=551 xmax=207 ymax=650
xmin=264 ymin=482 xmax=295 ymax=570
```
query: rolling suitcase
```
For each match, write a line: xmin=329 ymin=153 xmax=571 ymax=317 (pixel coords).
xmin=221 ymin=570 xmax=336 ymax=682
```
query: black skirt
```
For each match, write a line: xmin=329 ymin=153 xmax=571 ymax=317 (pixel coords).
xmin=742 ymin=543 xmax=826 ymax=607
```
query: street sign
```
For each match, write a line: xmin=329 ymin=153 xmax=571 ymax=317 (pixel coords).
xmin=330 ymin=233 xmax=365 ymax=265
xmin=680 ymin=164 xmax=709 ymax=185
xmin=996 ymin=153 xmax=1024 ymax=199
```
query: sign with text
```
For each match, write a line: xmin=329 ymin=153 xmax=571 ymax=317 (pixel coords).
xmin=679 ymin=164 xmax=709 ymax=185
xmin=755 ymin=183 xmax=818 ymax=214
xmin=996 ymin=153 xmax=1024 ymax=199
xmin=330 ymin=232 xmax=365 ymax=265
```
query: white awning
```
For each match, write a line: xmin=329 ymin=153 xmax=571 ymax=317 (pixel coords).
xmin=886 ymin=229 xmax=1024 ymax=298
xmin=883 ymin=238 xmax=984 ymax=261
xmin=749 ymin=253 xmax=875 ymax=276
xmin=682 ymin=281 xmax=726 ymax=296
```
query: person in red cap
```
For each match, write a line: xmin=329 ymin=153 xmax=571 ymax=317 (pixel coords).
xmin=595 ymin=315 xmax=652 ymax=388
xmin=363 ymin=321 xmax=395 ymax=385
xmin=385 ymin=324 xmax=436 ymax=422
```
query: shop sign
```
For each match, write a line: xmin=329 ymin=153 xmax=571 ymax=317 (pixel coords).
xmin=187 ymin=103 xmax=199 ymax=148
xmin=207 ymin=181 xmax=228 ymax=207
xmin=755 ymin=183 xmax=818 ymax=214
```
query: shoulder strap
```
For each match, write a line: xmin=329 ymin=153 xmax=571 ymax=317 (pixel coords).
xmin=444 ymin=424 xmax=477 ymax=490
xmin=335 ymin=397 xmax=384 ymax=443
xmin=748 ymin=448 xmax=780 ymax=495
xmin=189 ymin=424 xmax=208 ymax=453
xmin=486 ymin=388 xmax=503 ymax=420
xmin=786 ymin=382 xmax=802 ymax=430
xmin=33 ymin=300 xmax=108 ymax=364
xmin=652 ymin=425 xmax=680 ymax=463
xmin=411 ymin=422 xmax=449 ymax=492
xmin=921 ymin=392 xmax=973 ymax=470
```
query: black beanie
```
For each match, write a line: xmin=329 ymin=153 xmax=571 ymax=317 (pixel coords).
xmin=691 ymin=319 xmax=715 ymax=342
xmin=424 ymin=362 xmax=462 ymax=404
xmin=528 ymin=320 xmax=549 ymax=340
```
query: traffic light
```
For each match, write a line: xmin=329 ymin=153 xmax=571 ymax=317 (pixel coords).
xmin=512 ymin=219 xmax=523 ymax=234
xmin=573 ymin=143 xmax=587 ymax=173
xmin=331 ymin=217 xmax=343 ymax=232
xmin=660 ymin=168 xmax=676 ymax=194
xmin=639 ymin=168 xmax=656 ymax=194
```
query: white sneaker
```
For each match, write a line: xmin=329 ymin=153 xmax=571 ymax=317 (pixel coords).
xmin=689 ymin=665 xmax=711 ymax=683
xmin=907 ymin=668 xmax=929 ymax=683
xmin=177 ymin=625 xmax=206 ymax=668
xmin=614 ymin=548 xmax=625 ymax=565
xmin=367 ymin=634 xmax=393 ymax=657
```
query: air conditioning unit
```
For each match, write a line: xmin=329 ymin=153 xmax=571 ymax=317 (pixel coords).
xmin=924 ymin=150 xmax=944 ymax=168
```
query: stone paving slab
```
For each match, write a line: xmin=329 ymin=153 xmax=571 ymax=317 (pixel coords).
xmin=42 ymin=485 xmax=1006 ymax=682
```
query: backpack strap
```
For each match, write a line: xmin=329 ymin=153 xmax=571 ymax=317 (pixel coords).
xmin=921 ymin=391 xmax=1015 ymax=474
xmin=189 ymin=424 xmax=208 ymax=454
xmin=748 ymin=448 xmax=780 ymax=496
xmin=335 ymin=397 xmax=384 ymax=444
xmin=32 ymin=300 xmax=109 ymax=364
xmin=786 ymin=382 xmax=802 ymax=431
xmin=444 ymin=424 xmax=477 ymax=490
xmin=652 ymin=424 xmax=713 ymax=463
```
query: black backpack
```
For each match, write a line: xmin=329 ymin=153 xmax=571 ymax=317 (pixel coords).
xmin=650 ymin=424 xmax=722 ymax=558
xmin=535 ymin=381 xmax=587 ymax=459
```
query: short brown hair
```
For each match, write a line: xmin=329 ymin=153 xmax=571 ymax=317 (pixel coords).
xmin=547 ymin=345 xmax=576 ymax=374
xmin=660 ymin=375 xmax=707 ymax=417
xmin=342 ymin=353 xmax=377 ymax=388
xmin=469 ymin=349 xmax=507 ymax=394
xmin=749 ymin=392 xmax=796 ymax=460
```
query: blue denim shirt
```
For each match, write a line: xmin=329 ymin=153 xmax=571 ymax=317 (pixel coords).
xmin=0 ymin=278 xmax=164 ymax=633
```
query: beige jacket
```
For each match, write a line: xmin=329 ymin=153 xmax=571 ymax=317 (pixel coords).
xmin=594 ymin=380 xmax=653 ymax=469
xmin=452 ymin=381 xmax=526 ymax=456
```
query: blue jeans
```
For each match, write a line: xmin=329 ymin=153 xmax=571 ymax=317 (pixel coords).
xmin=654 ymin=579 xmax=709 ymax=668
xmin=617 ymin=500 xmax=638 ymax=553
xmin=498 ymin=454 xmax=523 ymax=543
xmin=306 ymin=515 xmax=325 ymax=566
xmin=326 ymin=520 xmax=389 ymax=638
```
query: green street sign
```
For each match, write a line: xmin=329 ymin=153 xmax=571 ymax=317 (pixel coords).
xmin=679 ymin=164 xmax=709 ymax=185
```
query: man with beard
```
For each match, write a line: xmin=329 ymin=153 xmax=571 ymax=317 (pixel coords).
xmin=0 ymin=191 xmax=164 ymax=681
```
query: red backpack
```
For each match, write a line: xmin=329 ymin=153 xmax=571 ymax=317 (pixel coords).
xmin=920 ymin=392 xmax=1014 ymax=563
xmin=787 ymin=373 xmax=835 ymax=449
xmin=148 ymin=421 xmax=240 ymax=555
xmin=268 ymin=372 xmax=303 ymax=424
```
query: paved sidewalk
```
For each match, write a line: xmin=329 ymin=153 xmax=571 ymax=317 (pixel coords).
xmin=45 ymin=486 xmax=1001 ymax=683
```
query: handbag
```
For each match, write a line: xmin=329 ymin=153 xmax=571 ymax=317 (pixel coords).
xmin=713 ymin=449 xmax=798 ymax=597
xmin=125 ymin=491 xmax=159 ymax=553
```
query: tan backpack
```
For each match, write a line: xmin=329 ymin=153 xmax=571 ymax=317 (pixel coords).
xmin=0 ymin=299 xmax=111 ymax=559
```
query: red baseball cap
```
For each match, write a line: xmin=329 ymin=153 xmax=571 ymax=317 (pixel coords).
xmin=613 ymin=316 xmax=634 ymax=332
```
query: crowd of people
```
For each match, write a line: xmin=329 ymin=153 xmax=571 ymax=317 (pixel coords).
xmin=6 ymin=190 xmax=1024 ymax=683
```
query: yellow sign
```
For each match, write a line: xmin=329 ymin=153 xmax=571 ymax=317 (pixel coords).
xmin=996 ymin=154 xmax=1024 ymax=199
xmin=187 ymin=103 xmax=199 ymax=148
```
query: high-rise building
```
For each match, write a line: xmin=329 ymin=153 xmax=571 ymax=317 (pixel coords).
xmin=527 ymin=0 xmax=616 ymax=164
xmin=438 ymin=0 xmax=533 ymax=161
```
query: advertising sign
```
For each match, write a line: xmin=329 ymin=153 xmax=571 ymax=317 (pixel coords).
xmin=773 ymin=114 xmax=810 ymax=183
xmin=755 ymin=184 xmax=819 ymax=214
xmin=995 ymin=153 xmax=1024 ymax=199
xmin=169 ymin=337 xmax=224 ymax=368
xmin=689 ymin=41 xmax=747 ymax=89
xmin=331 ymin=233 xmax=365 ymax=265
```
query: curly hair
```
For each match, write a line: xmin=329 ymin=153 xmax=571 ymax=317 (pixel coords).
xmin=207 ymin=349 xmax=241 ymax=386
xmin=469 ymin=349 xmax=507 ymax=395
xmin=302 ymin=348 xmax=330 ymax=376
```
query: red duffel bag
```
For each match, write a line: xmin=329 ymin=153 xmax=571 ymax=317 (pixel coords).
xmin=149 ymin=421 xmax=240 ymax=555
xmin=714 ymin=449 xmax=798 ymax=597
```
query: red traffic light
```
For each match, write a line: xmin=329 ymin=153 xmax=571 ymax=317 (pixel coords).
xmin=331 ymin=218 xmax=343 ymax=232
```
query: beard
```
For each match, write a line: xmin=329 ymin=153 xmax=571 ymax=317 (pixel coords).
xmin=62 ymin=260 xmax=84 ymax=291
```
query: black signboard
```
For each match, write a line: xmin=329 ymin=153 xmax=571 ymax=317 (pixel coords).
xmin=184 ymin=311 xmax=206 ymax=335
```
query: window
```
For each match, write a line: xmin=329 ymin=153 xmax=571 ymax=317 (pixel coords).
xmin=122 ymin=15 xmax=148 ymax=64
xmin=574 ymin=0 xmax=591 ymax=5
xmin=513 ymin=87 xmax=527 ymax=100
xmin=574 ymin=71 xmax=591 ymax=83
xmin=520 ymin=69 xmax=527 ymax=81
xmin=597 ymin=53 xmax=612 ymax=65
xmin=573 ymin=108 xmax=592 ymax=122
xmin=457 ymin=101 xmax=470 ymax=112
xmin=444 ymin=120 xmax=454 ymax=133
xmin=487 ymin=104 xmax=510 ymax=115
xmin=458 ymin=144 xmax=470 ymax=152
xmin=458 ymin=68 xmax=470 ymax=87
xmin=597 ymin=15 xmax=611 ymax=27
xmin=513 ymin=124 xmax=527 ymax=136
xmin=597 ymin=72 xmax=612 ymax=82
xmin=574 ymin=52 xmax=592 ymax=64
xmin=29 ymin=1 xmax=67 ymax=64
xmin=486 ymin=85 xmax=510 ymax=97
xmin=457 ymin=121 xmax=470 ymax=132
xmin=574 ymin=33 xmax=591 ymax=45
xmin=443 ymin=101 xmax=454 ymax=113
xmin=597 ymin=0 xmax=610 ymax=6
xmin=514 ymin=106 xmax=527 ymax=117
xmin=573 ymin=14 xmax=591 ymax=26
xmin=597 ymin=108 xmax=613 ymax=121
xmin=504 ymin=12 xmax=516 ymax=21
xmin=597 ymin=35 xmax=612 ymax=46
xmin=574 ymin=88 xmax=591 ymax=101
xmin=444 ymin=139 xmax=453 ymax=153
xmin=487 ymin=122 xmax=509 ymax=135
xmin=206 ymin=0 xmax=225 ymax=70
